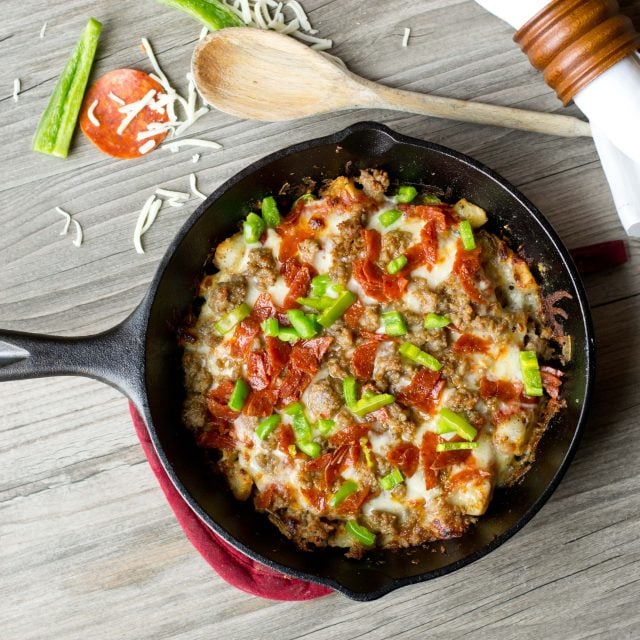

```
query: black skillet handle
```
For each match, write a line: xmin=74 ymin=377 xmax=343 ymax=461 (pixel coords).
xmin=0 ymin=306 xmax=146 ymax=407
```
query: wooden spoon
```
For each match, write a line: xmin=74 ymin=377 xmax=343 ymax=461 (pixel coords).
xmin=192 ymin=28 xmax=591 ymax=138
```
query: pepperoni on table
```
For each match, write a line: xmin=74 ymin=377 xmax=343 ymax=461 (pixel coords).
xmin=80 ymin=68 xmax=169 ymax=159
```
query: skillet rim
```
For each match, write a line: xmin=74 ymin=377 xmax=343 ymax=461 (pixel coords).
xmin=139 ymin=121 xmax=595 ymax=601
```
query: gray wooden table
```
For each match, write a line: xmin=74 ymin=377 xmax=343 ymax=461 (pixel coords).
xmin=2 ymin=1 xmax=639 ymax=638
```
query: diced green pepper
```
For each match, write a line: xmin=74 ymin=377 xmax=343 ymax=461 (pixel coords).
xmin=297 ymin=440 xmax=321 ymax=458
xmin=261 ymin=318 xmax=279 ymax=337
xmin=436 ymin=408 xmax=477 ymax=442
xmin=228 ymin=379 xmax=250 ymax=412
xmin=345 ymin=520 xmax=376 ymax=547
xmin=152 ymin=0 xmax=242 ymax=31
xmin=343 ymin=377 xmax=358 ymax=408
xmin=352 ymin=393 xmax=395 ymax=417
xmin=396 ymin=186 xmax=418 ymax=203
xmin=360 ymin=437 xmax=375 ymax=468
xmin=459 ymin=219 xmax=476 ymax=250
xmin=214 ymin=303 xmax=251 ymax=334
xmin=379 ymin=468 xmax=404 ymax=490
xmin=378 ymin=208 xmax=402 ymax=228
xmin=398 ymin=341 xmax=442 ymax=371
xmin=424 ymin=313 xmax=451 ymax=330
xmin=277 ymin=327 xmax=300 ymax=343
xmin=243 ymin=212 xmax=265 ymax=243
xmin=317 ymin=419 xmax=336 ymax=436
xmin=32 ymin=18 xmax=103 ymax=158
xmin=296 ymin=296 xmax=334 ymax=310
xmin=423 ymin=194 xmax=442 ymax=204
xmin=295 ymin=193 xmax=315 ymax=205
xmin=381 ymin=311 xmax=408 ymax=337
xmin=520 ymin=350 xmax=543 ymax=397
xmin=261 ymin=196 xmax=281 ymax=227
xmin=329 ymin=480 xmax=358 ymax=508
xmin=292 ymin=411 xmax=313 ymax=443
xmin=256 ymin=414 xmax=281 ymax=440
xmin=311 ymin=274 xmax=331 ymax=297
xmin=436 ymin=441 xmax=479 ymax=452
xmin=386 ymin=255 xmax=408 ymax=275
xmin=287 ymin=309 xmax=318 ymax=339
xmin=283 ymin=402 xmax=304 ymax=416
xmin=318 ymin=290 xmax=357 ymax=328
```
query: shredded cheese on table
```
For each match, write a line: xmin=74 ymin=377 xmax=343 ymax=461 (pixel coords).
xmin=133 ymin=195 xmax=157 ymax=254
xmin=138 ymin=139 xmax=157 ymax=155
xmin=192 ymin=153 xmax=200 ymax=163
xmin=55 ymin=207 xmax=72 ymax=236
xmin=87 ymin=99 xmax=100 ymax=126
xmin=199 ymin=26 xmax=209 ymax=41
xmin=13 ymin=79 xmax=20 ymax=102
xmin=39 ymin=21 xmax=47 ymax=39
xmin=402 ymin=27 xmax=411 ymax=47
xmin=71 ymin=219 xmax=83 ymax=247
xmin=163 ymin=138 xmax=223 ymax=152
xmin=189 ymin=173 xmax=207 ymax=200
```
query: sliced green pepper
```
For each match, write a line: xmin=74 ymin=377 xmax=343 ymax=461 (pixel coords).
xmin=352 ymin=393 xmax=395 ymax=417
xmin=343 ymin=377 xmax=358 ymax=408
xmin=329 ymin=480 xmax=358 ymax=508
xmin=398 ymin=341 xmax=442 ymax=371
xmin=423 ymin=194 xmax=442 ymax=204
xmin=283 ymin=402 xmax=304 ymax=416
xmin=32 ymin=18 xmax=103 ymax=158
xmin=311 ymin=274 xmax=331 ymax=297
xmin=379 ymin=468 xmax=404 ymax=490
xmin=436 ymin=441 xmax=479 ymax=452
xmin=261 ymin=196 xmax=281 ymax=227
xmin=381 ymin=311 xmax=408 ymax=337
xmin=228 ymin=379 xmax=250 ymax=412
xmin=459 ymin=219 xmax=476 ymax=251
xmin=396 ymin=186 xmax=418 ymax=203
xmin=297 ymin=441 xmax=322 ymax=458
xmin=317 ymin=419 xmax=336 ymax=436
xmin=345 ymin=520 xmax=376 ymax=546
xmin=152 ymin=0 xmax=242 ymax=30
xmin=386 ymin=255 xmax=408 ymax=275
xmin=520 ymin=350 xmax=543 ymax=397
xmin=256 ymin=414 xmax=281 ymax=440
xmin=378 ymin=209 xmax=402 ymax=228
xmin=292 ymin=411 xmax=313 ymax=443
xmin=318 ymin=290 xmax=357 ymax=328
xmin=214 ymin=303 xmax=251 ymax=334
xmin=424 ymin=313 xmax=451 ymax=330
xmin=277 ymin=327 xmax=300 ymax=343
xmin=296 ymin=296 xmax=334 ymax=311
xmin=287 ymin=309 xmax=319 ymax=339
xmin=243 ymin=213 xmax=265 ymax=244
xmin=436 ymin=408 xmax=477 ymax=442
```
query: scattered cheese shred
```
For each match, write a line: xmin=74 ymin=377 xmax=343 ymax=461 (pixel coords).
xmin=108 ymin=91 xmax=126 ymax=105
xmin=13 ymin=78 xmax=20 ymax=103
xmin=40 ymin=21 xmax=48 ymax=39
xmin=72 ymin=219 xmax=83 ymax=247
xmin=199 ymin=26 xmax=209 ymax=40
xmin=163 ymin=138 xmax=223 ymax=152
xmin=133 ymin=194 xmax=157 ymax=254
xmin=189 ymin=173 xmax=207 ymax=200
xmin=155 ymin=188 xmax=190 ymax=201
xmin=141 ymin=197 xmax=163 ymax=235
xmin=139 ymin=139 xmax=157 ymax=155
xmin=87 ymin=99 xmax=100 ymax=126
xmin=402 ymin=27 xmax=411 ymax=48
xmin=55 ymin=207 xmax=72 ymax=236
xmin=192 ymin=153 xmax=200 ymax=163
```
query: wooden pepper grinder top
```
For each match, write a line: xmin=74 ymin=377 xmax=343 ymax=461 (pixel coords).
xmin=514 ymin=0 xmax=640 ymax=105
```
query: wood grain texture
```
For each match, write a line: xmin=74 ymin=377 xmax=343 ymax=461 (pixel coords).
xmin=1 ymin=1 xmax=638 ymax=639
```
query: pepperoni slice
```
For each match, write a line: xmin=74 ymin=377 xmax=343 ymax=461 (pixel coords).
xmin=351 ymin=341 xmax=379 ymax=380
xmin=80 ymin=69 xmax=169 ymax=159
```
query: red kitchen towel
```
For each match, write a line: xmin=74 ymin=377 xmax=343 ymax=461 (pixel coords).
xmin=129 ymin=403 xmax=332 ymax=601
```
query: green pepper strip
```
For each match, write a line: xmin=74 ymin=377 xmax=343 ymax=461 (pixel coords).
xmin=436 ymin=408 xmax=477 ymax=442
xmin=228 ymin=379 xmax=250 ymax=412
xmin=256 ymin=415 xmax=281 ymax=440
xmin=360 ymin=437 xmax=375 ymax=468
xmin=283 ymin=402 xmax=304 ymax=416
xmin=261 ymin=196 xmax=281 ymax=227
xmin=423 ymin=194 xmax=442 ymax=204
xmin=32 ymin=18 xmax=103 ymax=158
xmin=398 ymin=342 xmax=442 ymax=371
xmin=287 ymin=309 xmax=318 ymax=339
xmin=424 ymin=313 xmax=451 ymax=330
xmin=436 ymin=441 xmax=479 ymax=452
xmin=329 ymin=480 xmax=358 ymax=508
xmin=345 ymin=520 xmax=376 ymax=547
xmin=459 ymin=219 xmax=476 ymax=251
xmin=296 ymin=296 xmax=334 ymax=310
xmin=352 ymin=394 xmax=395 ymax=417
xmin=261 ymin=318 xmax=279 ymax=337
xmin=214 ymin=303 xmax=251 ymax=334
xmin=378 ymin=209 xmax=402 ymax=228
xmin=292 ymin=411 xmax=313 ymax=443
xmin=318 ymin=290 xmax=357 ymax=328
xmin=381 ymin=311 xmax=408 ymax=337
xmin=152 ymin=0 xmax=242 ymax=30
xmin=520 ymin=351 xmax=543 ymax=396
xmin=379 ymin=468 xmax=404 ymax=490
xmin=343 ymin=377 xmax=358 ymax=408
xmin=317 ymin=419 xmax=336 ymax=436
xmin=396 ymin=186 xmax=418 ymax=204
xmin=386 ymin=255 xmax=408 ymax=275
xmin=244 ymin=212 xmax=265 ymax=244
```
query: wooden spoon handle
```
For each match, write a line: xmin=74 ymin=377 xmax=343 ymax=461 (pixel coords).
xmin=357 ymin=79 xmax=592 ymax=138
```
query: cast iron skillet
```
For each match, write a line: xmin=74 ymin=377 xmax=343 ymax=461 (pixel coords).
xmin=0 ymin=122 xmax=594 ymax=601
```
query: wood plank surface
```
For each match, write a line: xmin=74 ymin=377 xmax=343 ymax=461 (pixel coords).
xmin=1 ymin=1 xmax=639 ymax=638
